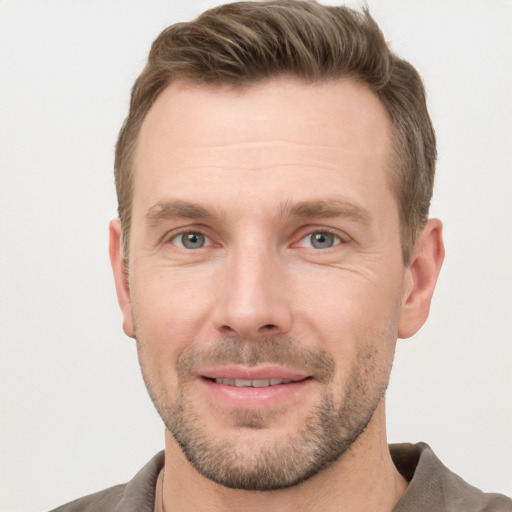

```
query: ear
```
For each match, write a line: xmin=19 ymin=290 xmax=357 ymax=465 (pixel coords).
xmin=109 ymin=219 xmax=135 ymax=338
xmin=398 ymin=219 xmax=445 ymax=339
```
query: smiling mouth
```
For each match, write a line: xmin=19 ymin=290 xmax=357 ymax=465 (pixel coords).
xmin=199 ymin=372 xmax=313 ymax=409
xmin=211 ymin=377 xmax=305 ymax=387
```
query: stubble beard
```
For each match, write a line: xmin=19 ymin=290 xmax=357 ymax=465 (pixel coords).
xmin=136 ymin=333 xmax=395 ymax=491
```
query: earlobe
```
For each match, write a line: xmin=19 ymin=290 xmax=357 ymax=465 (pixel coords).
xmin=109 ymin=219 xmax=135 ymax=338
xmin=398 ymin=219 xmax=445 ymax=339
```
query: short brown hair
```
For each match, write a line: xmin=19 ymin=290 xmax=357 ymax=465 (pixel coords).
xmin=115 ymin=0 xmax=436 ymax=264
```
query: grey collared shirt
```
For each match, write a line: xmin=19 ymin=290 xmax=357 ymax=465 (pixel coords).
xmin=50 ymin=443 xmax=512 ymax=512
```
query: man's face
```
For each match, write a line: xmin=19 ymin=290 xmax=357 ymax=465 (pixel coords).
xmin=117 ymin=78 xmax=410 ymax=490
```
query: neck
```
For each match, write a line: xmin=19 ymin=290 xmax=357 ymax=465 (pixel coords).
xmin=161 ymin=403 xmax=408 ymax=512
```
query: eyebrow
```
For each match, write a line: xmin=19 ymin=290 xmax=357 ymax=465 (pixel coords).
xmin=145 ymin=198 xmax=371 ymax=227
xmin=278 ymin=199 xmax=371 ymax=225
xmin=145 ymin=200 xmax=214 ymax=227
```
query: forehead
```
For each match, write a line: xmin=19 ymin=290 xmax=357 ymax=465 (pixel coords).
xmin=132 ymin=78 xmax=394 ymax=220
xmin=136 ymin=77 xmax=391 ymax=160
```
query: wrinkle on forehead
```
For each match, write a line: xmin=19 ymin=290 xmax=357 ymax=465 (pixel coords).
xmin=169 ymin=140 xmax=365 ymax=174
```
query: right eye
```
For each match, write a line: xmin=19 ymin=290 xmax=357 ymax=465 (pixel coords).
xmin=171 ymin=232 xmax=211 ymax=249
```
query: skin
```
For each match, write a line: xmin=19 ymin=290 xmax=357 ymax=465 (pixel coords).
xmin=110 ymin=78 xmax=444 ymax=511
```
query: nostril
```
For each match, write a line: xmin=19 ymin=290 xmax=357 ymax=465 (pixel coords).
xmin=261 ymin=324 xmax=277 ymax=330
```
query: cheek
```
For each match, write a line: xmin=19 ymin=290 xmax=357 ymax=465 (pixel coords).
xmin=293 ymin=268 xmax=401 ymax=370
xmin=131 ymin=270 xmax=216 ymax=359
xmin=295 ymin=266 xmax=401 ymax=329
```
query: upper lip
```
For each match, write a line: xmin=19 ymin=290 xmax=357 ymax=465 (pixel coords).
xmin=198 ymin=365 xmax=311 ymax=382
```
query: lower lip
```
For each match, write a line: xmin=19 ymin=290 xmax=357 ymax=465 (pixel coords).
xmin=199 ymin=377 xmax=312 ymax=409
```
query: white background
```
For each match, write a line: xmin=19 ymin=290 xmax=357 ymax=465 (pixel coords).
xmin=1 ymin=1 xmax=511 ymax=510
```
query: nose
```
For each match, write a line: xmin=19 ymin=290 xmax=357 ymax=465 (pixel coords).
xmin=212 ymin=242 xmax=293 ymax=339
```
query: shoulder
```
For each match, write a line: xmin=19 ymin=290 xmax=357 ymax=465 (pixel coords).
xmin=49 ymin=451 xmax=165 ymax=512
xmin=391 ymin=442 xmax=512 ymax=512
xmin=49 ymin=484 xmax=126 ymax=512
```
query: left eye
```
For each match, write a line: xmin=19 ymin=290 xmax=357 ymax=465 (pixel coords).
xmin=299 ymin=232 xmax=341 ymax=249
xmin=172 ymin=232 xmax=210 ymax=249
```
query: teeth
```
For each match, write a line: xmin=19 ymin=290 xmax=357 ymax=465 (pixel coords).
xmin=214 ymin=378 xmax=293 ymax=387
xmin=236 ymin=379 xmax=254 ymax=387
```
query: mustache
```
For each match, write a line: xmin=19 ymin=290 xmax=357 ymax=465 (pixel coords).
xmin=176 ymin=335 xmax=335 ymax=384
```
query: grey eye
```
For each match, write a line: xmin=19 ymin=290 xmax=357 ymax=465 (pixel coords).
xmin=179 ymin=232 xmax=206 ymax=249
xmin=309 ymin=232 xmax=337 ymax=249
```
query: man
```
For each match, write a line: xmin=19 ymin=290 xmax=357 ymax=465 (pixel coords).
xmin=51 ymin=1 xmax=512 ymax=511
